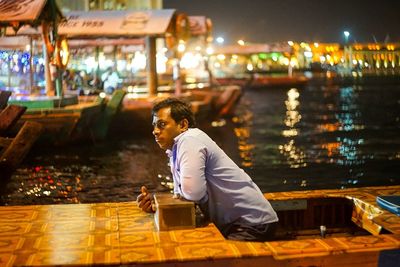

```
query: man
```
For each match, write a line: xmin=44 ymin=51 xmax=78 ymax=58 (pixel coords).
xmin=137 ymin=98 xmax=278 ymax=241
xmin=101 ymin=66 xmax=119 ymax=95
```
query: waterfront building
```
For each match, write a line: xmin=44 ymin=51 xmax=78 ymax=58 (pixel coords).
xmin=295 ymin=42 xmax=400 ymax=75
xmin=209 ymin=42 xmax=293 ymax=78
xmin=291 ymin=42 xmax=342 ymax=70
xmin=349 ymin=43 xmax=400 ymax=74
xmin=206 ymin=40 xmax=400 ymax=81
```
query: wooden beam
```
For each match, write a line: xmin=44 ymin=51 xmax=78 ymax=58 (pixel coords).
xmin=0 ymin=121 xmax=43 ymax=171
xmin=0 ymin=105 xmax=27 ymax=135
xmin=0 ymin=91 xmax=12 ymax=110
xmin=0 ymin=137 xmax=12 ymax=148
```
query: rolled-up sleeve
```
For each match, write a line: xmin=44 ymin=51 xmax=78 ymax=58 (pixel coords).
xmin=178 ymin=137 xmax=208 ymax=202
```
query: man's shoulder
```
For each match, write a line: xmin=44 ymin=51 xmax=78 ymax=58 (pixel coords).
xmin=184 ymin=128 xmax=205 ymax=137
xmin=179 ymin=129 xmax=210 ymax=146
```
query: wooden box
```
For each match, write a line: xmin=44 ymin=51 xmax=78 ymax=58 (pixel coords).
xmin=154 ymin=193 xmax=195 ymax=231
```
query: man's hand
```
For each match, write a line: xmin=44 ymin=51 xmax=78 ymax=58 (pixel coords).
xmin=136 ymin=186 xmax=155 ymax=213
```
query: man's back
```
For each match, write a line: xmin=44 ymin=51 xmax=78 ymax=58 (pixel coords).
xmin=171 ymin=128 xmax=278 ymax=229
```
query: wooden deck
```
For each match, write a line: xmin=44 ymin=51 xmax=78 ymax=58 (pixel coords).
xmin=0 ymin=185 xmax=399 ymax=266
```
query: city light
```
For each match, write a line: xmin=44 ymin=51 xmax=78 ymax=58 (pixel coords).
xmin=343 ymin=31 xmax=350 ymax=43
xmin=216 ymin=36 xmax=224 ymax=44
xmin=206 ymin=46 xmax=214 ymax=55
xmin=237 ymin=39 xmax=245 ymax=46
xmin=177 ymin=42 xmax=186 ymax=53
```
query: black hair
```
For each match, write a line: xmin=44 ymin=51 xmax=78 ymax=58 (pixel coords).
xmin=152 ymin=97 xmax=196 ymax=127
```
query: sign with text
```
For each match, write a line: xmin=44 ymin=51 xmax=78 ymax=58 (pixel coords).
xmin=58 ymin=9 xmax=175 ymax=38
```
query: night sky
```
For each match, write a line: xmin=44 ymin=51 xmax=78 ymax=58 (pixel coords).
xmin=163 ymin=0 xmax=400 ymax=44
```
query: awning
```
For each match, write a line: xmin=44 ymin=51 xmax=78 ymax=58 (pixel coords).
xmin=0 ymin=36 xmax=30 ymax=49
xmin=68 ymin=38 xmax=144 ymax=48
xmin=0 ymin=0 xmax=46 ymax=22
xmin=58 ymin=9 xmax=176 ymax=38
xmin=0 ymin=0 xmax=63 ymax=32
xmin=5 ymin=25 xmax=41 ymax=36
xmin=189 ymin=16 xmax=208 ymax=36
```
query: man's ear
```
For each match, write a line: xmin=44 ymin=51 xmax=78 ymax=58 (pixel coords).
xmin=180 ymin=118 xmax=189 ymax=132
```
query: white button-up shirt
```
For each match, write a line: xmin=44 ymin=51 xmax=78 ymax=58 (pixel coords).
xmin=166 ymin=128 xmax=278 ymax=229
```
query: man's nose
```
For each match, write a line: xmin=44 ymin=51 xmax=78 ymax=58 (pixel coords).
xmin=153 ymin=127 xmax=159 ymax=136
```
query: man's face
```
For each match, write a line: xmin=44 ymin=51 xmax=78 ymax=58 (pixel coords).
xmin=152 ymin=107 xmax=185 ymax=150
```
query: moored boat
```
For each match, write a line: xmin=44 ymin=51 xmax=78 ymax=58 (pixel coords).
xmin=8 ymin=90 xmax=126 ymax=146
xmin=247 ymin=74 xmax=310 ymax=89
xmin=189 ymin=85 xmax=242 ymax=118
xmin=215 ymin=74 xmax=309 ymax=89
xmin=110 ymin=85 xmax=242 ymax=137
xmin=0 ymin=185 xmax=398 ymax=266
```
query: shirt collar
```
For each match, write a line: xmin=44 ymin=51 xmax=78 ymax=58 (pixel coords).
xmin=165 ymin=149 xmax=173 ymax=157
xmin=174 ymin=129 xmax=188 ymax=143
xmin=165 ymin=129 xmax=190 ymax=157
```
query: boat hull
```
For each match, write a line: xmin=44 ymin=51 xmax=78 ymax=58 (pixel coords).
xmin=8 ymin=90 xmax=126 ymax=146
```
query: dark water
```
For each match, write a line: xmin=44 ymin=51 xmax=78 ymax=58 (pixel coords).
xmin=240 ymin=82 xmax=400 ymax=192
xmin=1 ymin=80 xmax=400 ymax=205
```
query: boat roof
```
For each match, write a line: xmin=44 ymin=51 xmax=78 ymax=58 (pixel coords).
xmin=188 ymin=16 xmax=209 ymax=36
xmin=58 ymin=9 xmax=176 ymax=38
xmin=0 ymin=0 xmax=63 ymax=33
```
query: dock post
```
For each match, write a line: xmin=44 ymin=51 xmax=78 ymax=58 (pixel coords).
xmin=146 ymin=36 xmax=158 ymax=96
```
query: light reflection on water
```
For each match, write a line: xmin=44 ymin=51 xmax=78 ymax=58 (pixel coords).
xmin=2 ymin=81 xmax=400 ymax=205
xmin=2 ymin=140 xmax=172 ymax=205
xmin=14 ymin=165 xmax=84 ymax=204
xmin=279 ymin=88 xmax=306 ymax=168
xmin=241 ymin=82 xmax=400 ymax=192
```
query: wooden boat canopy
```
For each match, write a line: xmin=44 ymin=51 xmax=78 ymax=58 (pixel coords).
xmin=0 ymin=0 xmax=63 ymax=34
xmin=58 ymin=9 xmax=176 ymax=38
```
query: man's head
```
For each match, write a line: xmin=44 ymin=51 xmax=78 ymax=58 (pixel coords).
xmin=151 ymin=98 xmax=196 ymax=150
xmin=106 ymin=66 xmax=114 ymax=73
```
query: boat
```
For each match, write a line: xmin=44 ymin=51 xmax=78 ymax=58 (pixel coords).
xmin=247 ymin=73 xmax=310 ymax=88
xmin=0 ymin=91 xmax=43 ymax=180
xmin=110 ymin=85 xmax=242 ymax=137
xmin=8 ymin=90 xmax=126 ymax=146
xmin=0 ymin=185 xmax=398 ymax=266
xmin=214 ymin=76 xmax=250 ymax=87
xmin=215 ymin=74 xmax=309 ymax=89
xmin=190 ymin=85 xmax=242 ymax=118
